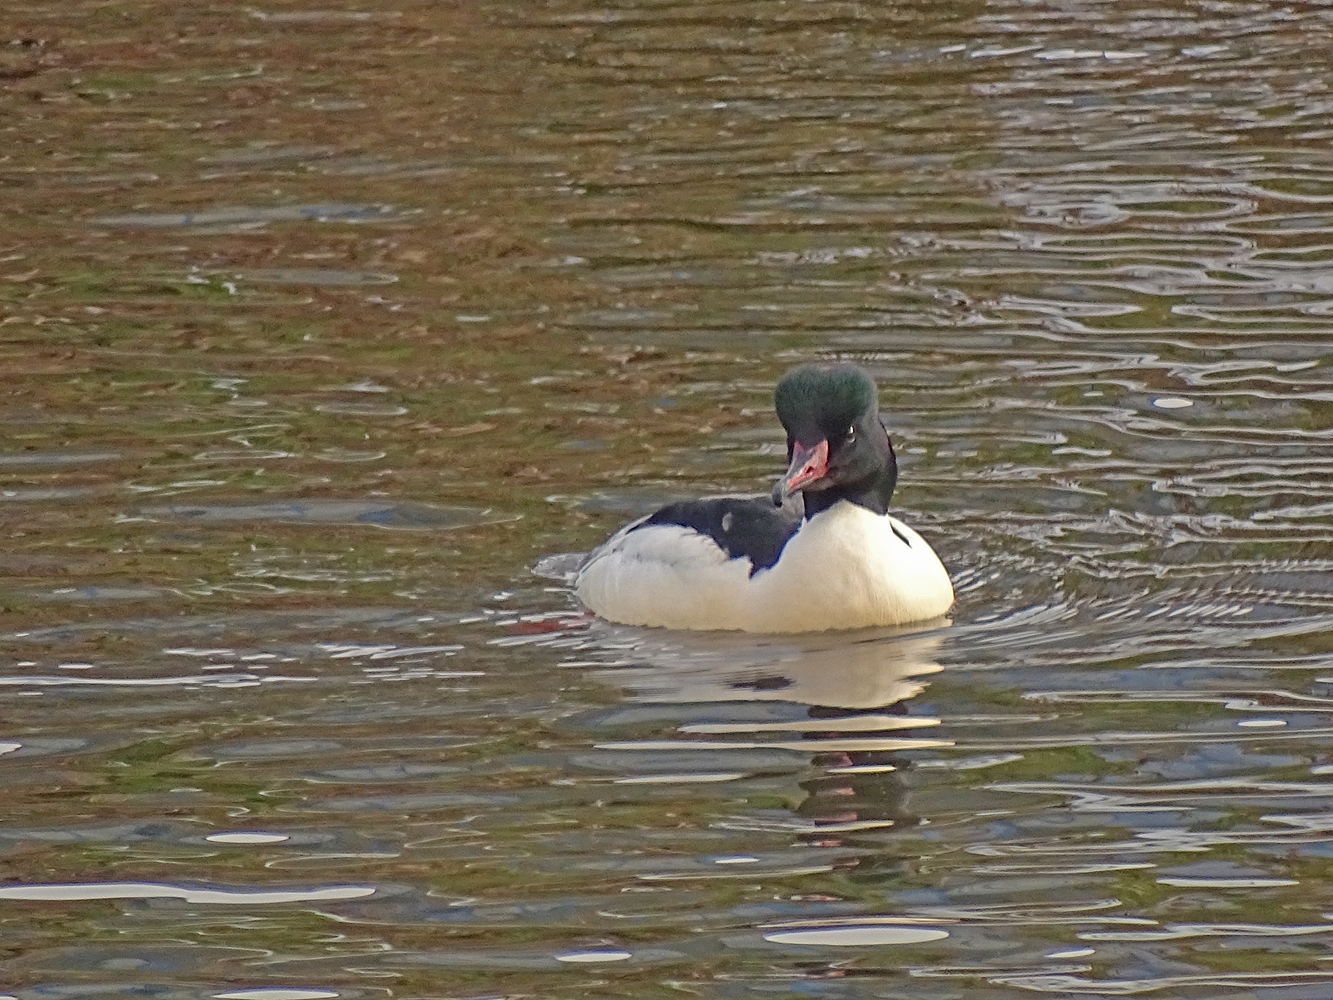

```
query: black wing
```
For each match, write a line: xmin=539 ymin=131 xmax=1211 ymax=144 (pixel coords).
xmin=636 ymin=494 xmax=804 ymax=574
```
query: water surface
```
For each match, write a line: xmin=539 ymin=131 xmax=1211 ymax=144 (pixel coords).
xmin=7 ymin=0 xmax=1333 ymax=996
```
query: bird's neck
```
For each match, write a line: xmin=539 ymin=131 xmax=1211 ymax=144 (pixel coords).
xmin=802 ymin=467 xmax=895 ymax=519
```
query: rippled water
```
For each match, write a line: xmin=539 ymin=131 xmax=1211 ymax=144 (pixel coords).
xmin=7 ymin=0 xmax=1333 ymax=996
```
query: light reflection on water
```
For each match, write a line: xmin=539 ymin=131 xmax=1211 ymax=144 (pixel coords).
xmin=6 ymin=0 xmax=1333 ymax=995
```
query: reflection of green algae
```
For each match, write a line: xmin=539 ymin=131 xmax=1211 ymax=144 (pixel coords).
xmin=112 ymin=737 xmax=179 ymax=766
xmin=100 ymin=738 xmax=274 ymax=806
xmin=950 ymin=745 xmax=1136 ymax=783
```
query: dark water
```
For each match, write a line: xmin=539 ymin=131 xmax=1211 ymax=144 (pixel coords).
xmin=7 ymin=0 xmax=1333 ymax=996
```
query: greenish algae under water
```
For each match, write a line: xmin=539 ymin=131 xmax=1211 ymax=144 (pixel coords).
xmin=7 ymin=0 xmax=1333 ymax=998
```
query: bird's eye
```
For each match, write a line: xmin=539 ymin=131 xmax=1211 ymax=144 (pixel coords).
xmin=846 ymin=426 xmax=856 ymax=439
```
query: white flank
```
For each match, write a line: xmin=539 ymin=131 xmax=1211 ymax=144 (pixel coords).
xmin=575 ymin=501 xmax=954 ymax=632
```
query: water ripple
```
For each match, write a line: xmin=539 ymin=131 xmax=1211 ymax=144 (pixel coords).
xmin=13 ymin=0 xmax=1333 ymax=994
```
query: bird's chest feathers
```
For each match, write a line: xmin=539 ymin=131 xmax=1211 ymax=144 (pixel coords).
xmin=759 ymin=502 xmax=908 ymax=595
xmin=737 ymin=501 xmax=953 ymax=632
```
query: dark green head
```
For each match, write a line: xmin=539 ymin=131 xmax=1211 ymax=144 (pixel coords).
xmin=772 ymin=363 xmax=897 ymax=518
xmin=774 ymin=363 xmax=878 ymax=443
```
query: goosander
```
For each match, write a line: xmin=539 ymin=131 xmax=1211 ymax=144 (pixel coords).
xmin=574 ymin=363 xmax=955 ymax=632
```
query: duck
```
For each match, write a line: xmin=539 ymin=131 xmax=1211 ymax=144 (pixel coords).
xmin=574 ymin=363 xmax=955 ymax=633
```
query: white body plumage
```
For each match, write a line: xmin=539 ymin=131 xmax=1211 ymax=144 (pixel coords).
xmin=575 ymin=500 xmax=954 ymax=633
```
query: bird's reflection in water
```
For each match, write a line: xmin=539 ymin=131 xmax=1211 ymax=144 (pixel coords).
xmin=585 ymin=620 xmax=950 ymax=848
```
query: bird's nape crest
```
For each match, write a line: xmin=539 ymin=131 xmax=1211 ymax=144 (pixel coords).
xmin=774 ymin=363 xmax=878 ymax=435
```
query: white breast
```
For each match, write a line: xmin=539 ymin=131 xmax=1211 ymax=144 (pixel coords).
xmin=575 ymin=501 xmax=954 ymax=633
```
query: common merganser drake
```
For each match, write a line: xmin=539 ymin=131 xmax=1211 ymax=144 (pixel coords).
xmin=574 ymin=363 xmax=954 ymax=632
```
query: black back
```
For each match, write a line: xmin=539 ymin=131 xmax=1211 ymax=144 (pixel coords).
xmin=638 ymin=494 xmax=804 ymax=575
